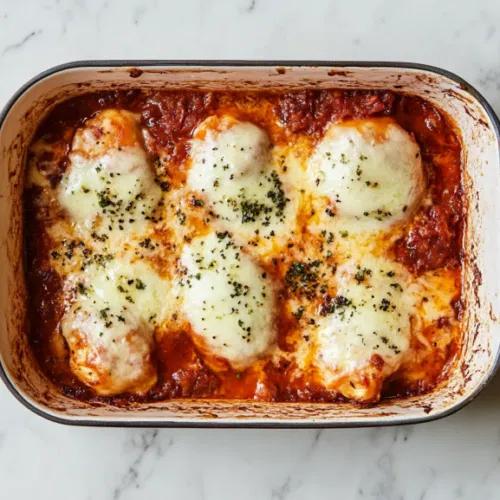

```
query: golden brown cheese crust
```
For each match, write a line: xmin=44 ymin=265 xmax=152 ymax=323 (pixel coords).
xmin=24 ymin=89 xmax=463 ymax=404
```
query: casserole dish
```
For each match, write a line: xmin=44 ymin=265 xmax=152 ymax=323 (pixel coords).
xmin=1 ymin=60 xmax=499 ymax=427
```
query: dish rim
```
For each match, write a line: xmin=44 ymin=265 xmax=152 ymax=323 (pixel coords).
xmin=1 ymin=59 xmax=499 ymax=428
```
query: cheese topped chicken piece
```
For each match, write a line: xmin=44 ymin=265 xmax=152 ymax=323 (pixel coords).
xmin=58 ymin=109 xmax=162 ymax=250
xmin=188 ymin=115 xmax=295 ymax=241
xmin=61 ymin=259 xmax=171 ymax=396
xmin=179 ymin=231 xmax=276 ymax=369
xmin=307 ymin=118 xmax=425 ymax=228
xmin=315 ymin=257 xmax=416 ymax=402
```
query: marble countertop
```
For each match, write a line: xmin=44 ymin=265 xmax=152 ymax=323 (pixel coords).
xmin=1 ymin=0 xmax=500 ymax=498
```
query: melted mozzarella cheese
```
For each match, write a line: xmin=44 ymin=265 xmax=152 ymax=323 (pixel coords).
xmin=61 ymin=258 xmax=171 ymax=395
xmin=307 ymin=119 xmax=424 ymax=228
xmin=315 ymin=257 xmax=415 ymax=388
xmin=63 ymin=304 xmax=156 ymax=396
xmin=190 ymin=115 xmax=270 ymax=177
xmin=412 ymin=269 xmax=458 ymax=323
xmin=188 ymin=115 xmax=296 ymax=241
xmin=58 ymin=110 xmax=162 ymax=249
xmin=71 ymin=258 xmax=172 ymax=325
xmin=71 ymin=109 xmax=144 ymax=157
xmin=180 ymin=231 xmax=276 ymax=368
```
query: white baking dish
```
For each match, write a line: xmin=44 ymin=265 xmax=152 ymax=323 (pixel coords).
xmin=0 ymin=61 xmax=499 ymax=427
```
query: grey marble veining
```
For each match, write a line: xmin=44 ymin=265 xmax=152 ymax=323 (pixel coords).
xmin=1 ymin=0 xmax=500 ymax=498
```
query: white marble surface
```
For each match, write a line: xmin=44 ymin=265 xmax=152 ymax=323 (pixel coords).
xmin=1 ymin=0 xmax=500 ymax=498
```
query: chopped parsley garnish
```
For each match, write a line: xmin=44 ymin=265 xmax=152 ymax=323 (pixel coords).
xmin=241 ymin=199 xmax=268 ymax=223
xmin=292 ymin=306 xmax=305 ymax=321
xmin=319 ymin=295 xmax=352 ymax=316
xmin=379 ymin=298 xmax=394 ymax=312
xmin=354 ymin=268 xmax=372 ymax=284
xmin=191 ymin=196 xmax=205 ymax=207
xmin=390 ymin=283 xmax=403 ymax=292
xmin=139 ymin=238 xmax=152 ymax=249
xmin=159 ymin=181 xmax=170 ymax=192
xmin=176 ymin=209 xmax=186 ymax=225
xmin=216 ymin=231 xmax=230 ymax=240
xmin=135 ymin=279 xmax=146 ymax=290
xmin=97 ymin=191 xmax=114 ymax=208
xmin=285 ymin=260 xmax=322 ymax=299
xmin=266 ymin=170 xmax=289 ymax=217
